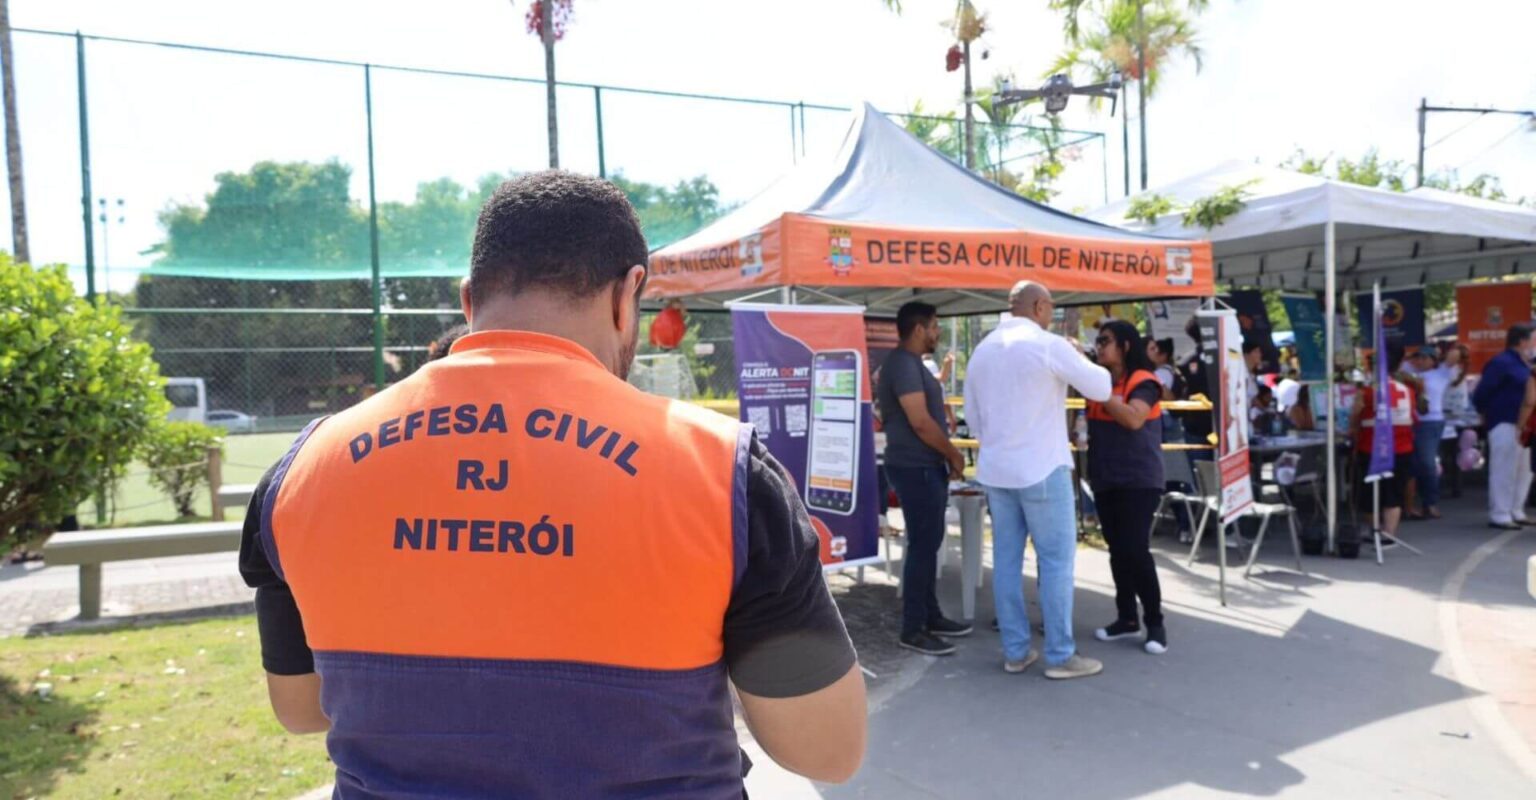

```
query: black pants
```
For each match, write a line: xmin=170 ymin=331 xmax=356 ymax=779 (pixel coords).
xmin=887 ymin=465 xmax=950 ymax=636
xmin=1095 ymin=487 xmax=1165 ymax=628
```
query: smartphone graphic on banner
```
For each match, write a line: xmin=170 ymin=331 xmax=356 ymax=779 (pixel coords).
xmin=805 ymin=349 xmax=861 ymax=516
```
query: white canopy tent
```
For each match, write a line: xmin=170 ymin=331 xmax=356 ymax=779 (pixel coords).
xmin=1089 ymin=161 xmax=1536 ymax=550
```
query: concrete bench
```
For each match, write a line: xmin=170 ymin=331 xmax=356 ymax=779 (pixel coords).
xmin=42 ymin=521 xmax=244 ymax=620
xmin=218 ymin=483 xmax=257 ymax=512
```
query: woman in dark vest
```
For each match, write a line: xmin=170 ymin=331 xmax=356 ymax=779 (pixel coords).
xmin=1087 ymin=320 xmax=1169 ymax=655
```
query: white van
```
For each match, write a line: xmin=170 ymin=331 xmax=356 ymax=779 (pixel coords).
xmin=164 ymin=377 xmax=207 ymax=424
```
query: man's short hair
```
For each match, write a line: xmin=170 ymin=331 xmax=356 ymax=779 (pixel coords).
xmin=470 ymin=171 xmax=649 ymax=305
xmin=1507 ymin=323 xmax=1535 ymax=349
xmin=896 ymin=301 xmax=938 ymax=339
xmin=1387 ymin=343 xmax=1407 ymax=373
xmin=1242 ymin=339 xmax=1263 ymax=355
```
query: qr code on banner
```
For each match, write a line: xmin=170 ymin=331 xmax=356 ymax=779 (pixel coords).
xmin=784 ymin=404 xmax=808 ymax=436
xmin=746 ymin=406 xmax=773 ymax=436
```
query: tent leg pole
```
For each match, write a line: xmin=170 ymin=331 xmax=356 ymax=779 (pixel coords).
xmin=781 ymin=286 xmax=793 ymax=305
xmin=1325 ymin=220 xmax=1337 ymax=555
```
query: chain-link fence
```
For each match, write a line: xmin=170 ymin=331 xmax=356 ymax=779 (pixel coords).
xmin=7 ymin=28 xmax=1110 ymax=430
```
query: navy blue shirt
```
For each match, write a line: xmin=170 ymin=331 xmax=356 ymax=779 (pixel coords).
xmin=1472 ymin=349 xmax=1530 ymax=427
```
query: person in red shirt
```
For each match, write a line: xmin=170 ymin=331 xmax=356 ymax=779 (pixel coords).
xmin=1349 ymin=345 xmax=1417 ymax=544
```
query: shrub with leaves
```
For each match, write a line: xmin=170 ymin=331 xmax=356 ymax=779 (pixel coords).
xmin=140 ymin=422 xmax=224 ymax=518
xmin=1124 ymin=192 xmax=1179 ymax=225
xmin=0 ymin=257 xmax=169 ymax=545
xmin=1183 ymin=179 xmax=1260 ymax=230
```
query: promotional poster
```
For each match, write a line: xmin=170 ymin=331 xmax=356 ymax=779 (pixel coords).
xmin=1354 ymin=288 xmax=1426 ymax=348
xmin=1279 ymin=294 xmax=1327 ymax=381
xmin=1457 ymin=281 xmax=1532 ymax=374
xmin=731 ymin=304 xmax=881 ymax=569
xmin=1196 ymin=309 xmax=1255 ymax=525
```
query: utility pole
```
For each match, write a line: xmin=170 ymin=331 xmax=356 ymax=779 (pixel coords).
xmin=1415 ymin=99 xmax=1535 ymax=187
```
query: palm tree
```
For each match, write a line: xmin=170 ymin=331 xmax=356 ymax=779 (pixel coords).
xmin=0 ymin=0 xmax=27 ymax=263
xmin=515 ymin=1 xmax=572 ymax=169
xmin=1049 ymin=0 xmax=1206 ymax=192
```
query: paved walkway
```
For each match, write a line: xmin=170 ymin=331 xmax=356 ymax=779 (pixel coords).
xmin=822 ymin=494 xmax=1536 ymax=799
xmin=3 ymin=492 xmax=1533 ymax=798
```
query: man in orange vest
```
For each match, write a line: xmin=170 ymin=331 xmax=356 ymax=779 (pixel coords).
xmin=240 ymin=171 xmax=866 ymax=798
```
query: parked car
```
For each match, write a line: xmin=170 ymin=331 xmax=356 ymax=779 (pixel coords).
xmin=207 ymin=410 xmax=257 ymax=434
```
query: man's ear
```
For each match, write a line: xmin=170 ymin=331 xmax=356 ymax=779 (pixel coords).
xmin=459 ymin=277 xmax=474 ymax=326
xmin=613 ymin=264 xmax=647 ymax=331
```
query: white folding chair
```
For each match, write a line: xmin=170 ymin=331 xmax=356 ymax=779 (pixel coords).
xmin=1187 ymin=460 xmax=1307 ymax=578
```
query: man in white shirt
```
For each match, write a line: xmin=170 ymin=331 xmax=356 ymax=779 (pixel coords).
xmin=964 ymin=281 xmax=1112 ymax=680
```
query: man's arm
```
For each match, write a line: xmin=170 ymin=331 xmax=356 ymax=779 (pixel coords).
xmin=962 ymin=359 xmax=983 ymax=444
xmin=1050 ymin=336 xmax=1112 ymax=402
xmin=1518 ymin=377 xmax=1536 ymax=444
xmin=239 ymin=465 xmax=328 ymax=735
xmin=1103 ymin=377 xmax=1161 ymax=431
xmin=898 ymin=393 xmax=965 ymax=477
xmin=1472 ymin=359 xmax=1500 ymax=412
xmin=888 ymin=354 xmax=965 ymax=476
xmin=725 ymin=438 xmax=866 ymax=784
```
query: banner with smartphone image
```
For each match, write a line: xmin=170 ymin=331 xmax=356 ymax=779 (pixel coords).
xmin=1195 ymin=308 xmax=1255 ymax=525
xmin=730 ymin=303 xmax=881 ymax=569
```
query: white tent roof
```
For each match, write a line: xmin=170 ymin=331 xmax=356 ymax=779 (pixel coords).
xmin=652 ymin=102 xmax=1194 ymax=314
xmin=1088 ymin=161 xmax=1536 ymax=292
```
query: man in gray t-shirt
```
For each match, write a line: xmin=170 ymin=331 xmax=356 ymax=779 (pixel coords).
xmin=877 ymin=302 xmax=969 ymax=657
xmin=879 ymin=349 xmax=948 ymax=468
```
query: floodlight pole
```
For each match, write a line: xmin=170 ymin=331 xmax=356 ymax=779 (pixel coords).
xmin=75 ymin=31 xmax=95 ymax=303
xmin=1415 ymin=98 xmax=1536 ymax=187
xmin=364 ymin=64 xmax=384 ymax=390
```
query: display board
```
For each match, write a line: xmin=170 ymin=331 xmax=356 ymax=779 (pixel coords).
xmin=731 ymin=304 xmax=881 ymax=569
xmin=1196 ymin=309 xmax=1255 ymax=524
xmin=1457 ymin=281 xmax=1532 ymax=374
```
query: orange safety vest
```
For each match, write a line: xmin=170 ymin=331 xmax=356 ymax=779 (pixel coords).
xmin=1083 ymin=369 xmax=1163 ymax=422
xmin=1082 ymin=369 xmax=1165 ymax=491
xmin=261 ymin=329 xmax=749 ymax=798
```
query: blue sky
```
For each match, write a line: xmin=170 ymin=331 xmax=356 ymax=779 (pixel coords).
xmin=8 ymin=0 xmax=1535 ymax=292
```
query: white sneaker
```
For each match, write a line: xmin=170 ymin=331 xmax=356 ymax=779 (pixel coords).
xmin=1003 ymin=651 xmax=1040 ymax=674
xmin=1044 ymin=654 xmax=1104 ymax=680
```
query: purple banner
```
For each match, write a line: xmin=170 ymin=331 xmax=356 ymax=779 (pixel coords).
xmin=1369 ymin=290 xmax=1395 ymax=478
xmin=731 ymin=304 xmax=881 ymax=569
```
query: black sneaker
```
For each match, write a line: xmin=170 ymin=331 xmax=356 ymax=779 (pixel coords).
xmin=1094 ymin=619 xmax=1142 ymax=642
xmin=990 ymin=617 xmax=1000 ymax=632
xmin=899 ymin=631 xmax=957 ymax=656
xmin=1144 ymin=625 xmax=1168 ymax=655
xmin=927 ymin=617 xmax=974 ymax=638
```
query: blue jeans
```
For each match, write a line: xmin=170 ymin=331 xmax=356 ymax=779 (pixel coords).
xmin=983 ymin=466 xmax=1078 ymax=666
xmin=1413 ymin=420 xmax=1446 ymax=508
xmin=887 ymin=464 xmax=951 ymax=636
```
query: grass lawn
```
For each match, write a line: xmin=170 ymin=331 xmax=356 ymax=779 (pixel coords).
xmin=0 ymin=615 xmax=330 ymax=799
xmin=76 ymin=432 xmax=301 ymax=529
